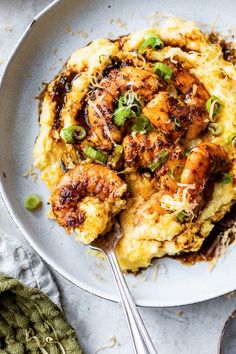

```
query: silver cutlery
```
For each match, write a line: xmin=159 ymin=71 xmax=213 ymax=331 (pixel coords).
xmin=90 ymin=222 xmax=158 ymax=354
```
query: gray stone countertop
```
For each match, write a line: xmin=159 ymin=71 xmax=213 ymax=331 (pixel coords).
xmin=0 ymin=1 xmax=236 ymax=353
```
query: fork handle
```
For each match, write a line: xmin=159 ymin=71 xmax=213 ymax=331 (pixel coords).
xmin=106 ymin=250 xmax=158 ymax=354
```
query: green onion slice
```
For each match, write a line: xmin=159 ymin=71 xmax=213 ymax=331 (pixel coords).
xmin=154 ymin=62 xmax=173 ymax=81
xmin=227 ymin=135 xmax=236 ymax=147
xmin=114 ymin=91 xmax=141 ymax=126
xmin=139 ymin=32 xmax=164 ymax=54
xmin=231 ymin=136 xmax=236 ymax=147
xmin=177 ymin=211 xmax=188 ymax=223
xmin=99 ymin=54 xmax=108 ymax=63
xmin=85 ymin=146 xmax=107 ymax=164
xmin=221 ymin=172 xmax=231 ymax=184
xmin=206 ymin=95 xmax=223 ymax=120
xmin=61 ymin=125 xmax=86 ymax=144
xmin=110 ymin=145 xmax=123 ymax=166
xmin=150 ymin=149 xmax=169 ymax=172
xmin=24 ymin=194 xmax=41 ymax=211
xmin=114 ymin=107 xmax=132 ymax=126
xmin=174 ymin=117 xmax=181 ymax=131
xmin=208 ymin=122 xmax=222 ymax=136
xmin=167 ymin=165 xmax=184 ymax=181
xmin=132 ymin=114 xmax=153 ymax=133
xmin=185 ymin=149 xmax=190 ymax=157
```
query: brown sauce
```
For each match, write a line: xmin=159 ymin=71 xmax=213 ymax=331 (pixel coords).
xmin=51 ymin=71 xmax=78 ymax=129
xmin=102 ymin=57 xmax=132 ymax=77
xmin=209 ymin=32 xmax=236 ymax=65
xmin=75 ymin=102 xmax=91 ymax=130
xmin=175 ymin=203 xmax=236 ymax=265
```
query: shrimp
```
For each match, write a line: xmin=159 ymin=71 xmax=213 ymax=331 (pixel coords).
xmin=143 ymin=92 xmax=190 ymax=141
xmin=123 ymin=132 xmax=169 ymax=169
xmin=51 ymin=163 xmax=127 ymax=240
xmin=143 ymin=61 xmax=210 ymax=140
xmin=123 ymin=132 xmax=186 ymax=178
xmin=180 ymin=142 xmax=229 ymax=204
xmin=134 ymin=142 xmax=229 ymax=224
xmin=168 ymin=60 xmax=209 ymax=105
xmin=87 ymin=66 xmax=160 ymax=150
xmin=122 ymin=131 xmax=186 ymax=224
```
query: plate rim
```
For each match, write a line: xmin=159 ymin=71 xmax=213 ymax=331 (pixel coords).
xmin=0 ymin=0 xmax=235 ymax=307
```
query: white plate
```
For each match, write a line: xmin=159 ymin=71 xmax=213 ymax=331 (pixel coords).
xmin=0 ymin=0 xmax=235 ymax=307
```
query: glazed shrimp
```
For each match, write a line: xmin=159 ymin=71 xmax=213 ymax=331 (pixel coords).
xmin=143 ymin=61 xmax=210 ymax=140
xmin=143 ymin=92 xmax=190 ymax=141
xmin=87 ymin=66 xmax=160 ymax=150
xmin=123 ymin=132 xmax=186 ymax=221
xmin=180 ymin=142 xmax=229 ymax=204
xmin=135 ymin=143 xmax=229 ymax=224
xmin=51 ymin=163 xmax=127 ymax=241
xmin=123 ymin=131 xmax=186 ymax=178
xmin=168 ymin=60 xmax=209 ymax=104
xmin=168 ymin=60 xmax=210 ymax=139
xmin=123 ymin=132 xmax=169 ymax=168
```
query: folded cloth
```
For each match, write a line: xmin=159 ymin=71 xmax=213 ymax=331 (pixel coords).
xmin=0 ymin=274 xmax=83 ymax=353
xmin=0 ymin=234 xmax=83 ymax=353
xmin=0 ymin=233 xmax=60 ymax=306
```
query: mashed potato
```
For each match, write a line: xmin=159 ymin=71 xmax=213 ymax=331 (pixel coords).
xmin=34 ymin=18 xmax=236 ymax=272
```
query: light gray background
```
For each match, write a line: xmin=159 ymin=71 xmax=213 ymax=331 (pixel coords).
xmin=0 ymin=1 xmax=236 ymax=353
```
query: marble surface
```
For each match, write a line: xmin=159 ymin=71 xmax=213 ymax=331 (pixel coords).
xmin=0 ymin=1 xmax=236 ymax=353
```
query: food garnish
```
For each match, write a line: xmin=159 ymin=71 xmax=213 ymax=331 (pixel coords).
xmin=84 ymin=146 xmax=108 ymax=164
xmin=24 ymin=194 xmax=41 ymax=211
xmin=61 ymin=125 xmax=86 ymax=143
xmin=138 ymin=32 xmax=164 ymax=54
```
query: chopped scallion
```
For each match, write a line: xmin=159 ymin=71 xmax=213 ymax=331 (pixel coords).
xmin=227 ymin=135 xmax=236 ymax=147
xmin=99 ymin=54 xmax=108 ymax=63
xmin=113 ymin=91 xmax=141 ymax=126
xmin=114 ymin=107 xmax=132 ymax=126
xmin=24 ymin=194 xmax=41 ymax=211
xmin=61 ymin=125 xmax=86 ymax=144
xmin=138 ymin=32 xmax=164 ymax=54
xmin=85 ymin=146 xmax=107 ymax=164
xmin=154 ymin=62 xmax=172 ymax=81
xmin=208 ymin=122 xmax=222 ymax=136
xmin=109 ymin=145 xmax=123 ymax=166
xmin=206 ymin=95 xmax=222 ymax=120
xmin=221 ymin=172 xmax=231 ymax=184
xmin=167 ymin=165 xmax=184 ymax=181
xmin=185 ymin=149 xmax=190 ymax=157
xmin=132 ymin=114 xmax=153 ymax=133
xmin=150 ymin=149 xmax=169 ymax=172
xmin=174 ymin=117 xmax=181 ymax=130
xmin=177 ymin=211 xmax=188 ymax=223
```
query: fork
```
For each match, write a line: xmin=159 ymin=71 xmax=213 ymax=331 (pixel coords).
xmin=90 ymin=222 xmax=158 ymax=354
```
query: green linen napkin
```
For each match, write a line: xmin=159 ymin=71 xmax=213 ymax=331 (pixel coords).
xmin=0 ymin=274 xmax=83 ymax=354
